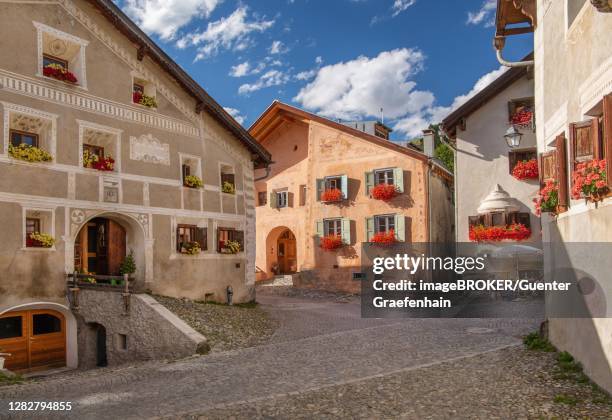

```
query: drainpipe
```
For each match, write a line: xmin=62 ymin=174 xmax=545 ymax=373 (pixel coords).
xmin=422 ymin=130 xmax=435 ymax=246
xmin=494 ymin=36 xmax=534 ymax=68
xmin=254 ymin=163 xmax=273 ymax=181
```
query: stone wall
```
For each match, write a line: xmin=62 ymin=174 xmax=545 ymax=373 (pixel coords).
xmin=75 ymin=289 xmax=206 ymax=368
xmin=292 ymin=269 xmax=361 ymax=294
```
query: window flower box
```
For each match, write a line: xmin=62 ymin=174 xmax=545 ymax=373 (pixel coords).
xmin=320 ymin=235 xmax=344 ymax=251
xmin=370 ymin=230 xmax=397 ymax=246
xmin=571 ymin=159 xmax=609 ymax=204
xmin=43 ymin=64 xmax=78 ymax=84
xmin=133 ymin=91 xmax=157 ymax=108
xmin=371 ymin=184 xmax=399 ymax=201
xmin=534 ymin=180 xmax=559 ymax=216
xmin=27 ymin=232 xmax=55 ymax=248
xmin=321 ymin=188 xmax=343 ymax=202
xmin=181 ymin=241 xmax=201 ymax=255
xmin=222 ymin=181 xmax=236 ymax=194
xmin=184 ymin=175 xmax=203 ymax=189
xmin=469 ymin=224 xmax=531 ymax=242
xmin=219 ymin=239 xmax=241 ymax=254
xmin=8 ymin=144 xmax=53 ymax=163
xmin=512 ymin=158 xmax=539 ymax=180
xmin=83 ymin=150 xmax=114 ymax=171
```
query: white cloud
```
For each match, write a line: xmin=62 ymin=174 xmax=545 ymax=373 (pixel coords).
xmin=269 ymin=40 xmax=289 ymax=54
xmin=315 ymin=56 xmax=323 ymax=65
xmin=229 ymin=61 xmax=250 ymax=77
xmin=294 ymin=48 xmax=432 ymax=121
xmin=123 ymin=0 xmax=221 ymax=40
xmin=392 ymin=0 xmax=417 ymax=17
xmin=238 ymin=70 xmax=290 ymax=95
xmin=466 ymin=0 xmax=496 ymax=27
xmin=224 ymin=107 xmax=246 ymax=125
xmin=177 ymin=7 xmax=275 ymax=61
xmin=295 ymin=69 xmax=316 ymax=81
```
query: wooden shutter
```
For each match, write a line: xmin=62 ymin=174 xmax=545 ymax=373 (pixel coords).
xmin=340 ymin=175 xmax=348 ymax=199
xmin=555 ymin=134 xmax=568 ymax=212
xmin=604 ymin=93 xmax=612 ymax=189
xmin=393 ymin=168 xmax=404 ymax=193
xmin=315 ymin=220 xmax=324 ymax=238
xmin=176 ymin=226 xmax=182 ymax=252
xmin=341 ymin=218 xmax=351 ymax=245
xmin=569 ymin=119 xmax=599 ymax=172
xmin=315 ymin=179 xmax=324 ymax=201
xmin=364 ymin=172 xmax=374 ymax=195
xmin=394 ymin=215 xmax=406 ymax=242
xmin=287 ymin=192 xmax=294 ymax=207
xmin=196 ymin=227 xmax=207 ymax=251
xmin=269 ymin=191 xmax=277 ymax=208
xmin=539 ymin=151 xmax=556 ymax=189
xmin=365 ymin=217 xmax=375 ymax=241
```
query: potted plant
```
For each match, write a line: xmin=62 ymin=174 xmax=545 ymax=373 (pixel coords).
xmin=8 ymin=144 xmax=53 ymax=163
xmin=571 ymin=159 xmax=608 ymax=204
xmin=27 ymin=232 xmax=55 ymax=248
xmin=220 ymin=239 xmax=241 ymax=254
xmin=43 ymin=63 xmax=78 ymax=84
xmin=133 ymin=91 xmax=157 ymax=108
xmin=534 ymin=180 xmax=559 ymax=216
xmin=320 ymin=235 xmax=343 ymax=250
xmin=321 ymin=188 xmax=343 ymax=202
xmin=469 ymin=223 xmax=531 ymax=242
xmin=182 ymin=241 xmax=201 ymax=255
xmin=370 ymin=230 xmax=397 ymax=246
xmin=371 ymin=184 xmax=399 ymax=201
xmin=0 ymin=349 xmax=11 ymax=370
xmin=120 ymin=250 xmax=137 ymax=276
xmin=222 ymin=181 xmax=236 ymax=194
xmin=184 ymin=175 xmax=203 ymax=189
xmin=83 ymin=150 xmax=114 ymax=171
xmin=512 ymin=158 xmax=539 ymax=180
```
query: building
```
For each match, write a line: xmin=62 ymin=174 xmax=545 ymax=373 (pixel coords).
xmin=0 ymin=0 xmax=270 ymax=373
xmin=495 ymin=0 xmax=612 ymax=392
xmin=250 ymin=101 xmax=453 ymax=293
xmin=442 ymin=59 xmax=542 ymax=256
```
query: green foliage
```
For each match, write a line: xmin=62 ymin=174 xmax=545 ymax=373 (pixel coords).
xmin=0 ymin=371 xmax=24 ymax=386
xmin=435 ymin=142 xmax=454 ymax=172
xmin=29 ymin=232 xmax=55 ymax=248
xmin=184 ymin=175 xmax=203 ymax=188
xmin=223 ymin=240 xmax=241 ymax=254
xmin=120 ymin=250 xmax=137 ymax=275
xmin=139 ymin=93 xmax=158 ymax=108
xmin=557 ymin=351 xmax=582 ymax=373
xmin=183 ymin=241 xmax=201 ymax=255
xmin=222 ymin=181 xmax=236 ymax=194
xmin=553 ymin=394 xmax=579 ymax=405
xmin=523 ymin=332 xmax=556 ymax=352
xmin=8 ymin=144 xmax=53 ymax=163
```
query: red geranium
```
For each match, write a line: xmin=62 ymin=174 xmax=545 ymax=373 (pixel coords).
xmin=92 ymin=156 xmax=115 ymax=171
xmin=133 ymin=91 xmax=143 ymax=104
xmin=469 ymin=223 xmax=531 ymax=242
xmin=321 ymin=188 xmax=343 ymax=202
xmin=370 ymin=229 xmax=397 ymax=246
xmin=320 ymin=235 xmax=344 ymax=251
xmin=512 ymin=158 xmax=539 ymax=180
xmin=534 ymin=180 xmax=559 ymax=216
xmin=571 ymin=159 xmax=608 ymax=203
xmin=43 ymin=64 xmax=78 ymax=84
xmin=371 ymin=184 xmax=398 ymax=201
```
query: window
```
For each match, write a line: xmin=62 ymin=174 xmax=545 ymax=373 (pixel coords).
xmin=26 ymin=218 xmax=40 ymax=236
xmin=508 ymin=98 xmax=535 ymax=130
xmin=79 ymin=122 xmax=121 ymax=172
xmin=468 ymin=212 xmax=531 ymax=229
xmin=375 ymin=169 xmax=394 ymax=186
xmin=43 ymin=54 xmax=68 ymax=70
xmin=132 ymin=77 xmax=157 ymax=108
xmin=277 ymin=190 xmax=288 ymax=208
xmin=258 ymin=191 xmax=267 ymax=206
xmin=508 ymin=149 xmax=537 ymax=174
xmin=299 ymin=185 xmax=307 ymax=206
xmin=10 ymin=129 xmax=39 ymax=148
xmin=365 ymin=168 xmax=404 ymax=195
xmin=0 ymin=316 xmax=22 ymax=339
xmin=217 ymin=228 xmax=244 ymax=252
xmin=179 ymin=155 xmax=202 ymax=187
xmin=325 ymin=176 xmax=341 ymax=190
xmin=23 ymin=209 xmax=54 ymax=249
xmin=491 ymin=212 xmax=505 ymax=227
xmin=32 ymin=313 xmax=61 ymax=335
xmin=84 ymin=144 xmax=104 ymax=160
xmin=316 ymin=175 xmax=347 ymax=201
xmin=375 ymin=215 xmax=395 ymax=233
xmin=176 ymin=224 xmax=207 ymax=253
xmin=324 ymin=218 xmax=342 ymax=236
xmin=220 ymin=165 xmax=236 ymax=194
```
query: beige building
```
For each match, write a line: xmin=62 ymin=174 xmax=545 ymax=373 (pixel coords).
xmin=495 ymin=0 xmax=612 ymax=392
xmin=443 ymin=62 xmax=542 ymax=252
xmin=0 ymin=0 xmax=270 ymax=373
xmin=250 ymin=102 xmax=453 ymax=293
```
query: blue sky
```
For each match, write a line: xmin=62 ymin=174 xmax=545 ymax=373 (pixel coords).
xmin=118 ymin=0 xmax=532 ymax=139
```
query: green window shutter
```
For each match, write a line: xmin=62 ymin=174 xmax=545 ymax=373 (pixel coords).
xmin=393 ymin=167 xmax=404 ymax=193
xmin=315 ymin=220 xmax=324 ymax=238
xmin=394 ymin=214 xmax=406 ymax=242
xmin=365 ymin=217 xmax=375 ymax=241
xmin=316 ymin=179 xmax=325 ymax=201
xmin=341 ymin=218 xmax=351 ymax=244
xmin=269 ymin=191 xmax=277 ymax=209
xmin=364 ymin=172 xmax=374 ymax=196
xmin=340 ymin=175 xmax=348 ymax=199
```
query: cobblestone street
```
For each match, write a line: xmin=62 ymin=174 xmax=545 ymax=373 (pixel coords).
xmin=1 ymin=290 xmax=608 ymax=419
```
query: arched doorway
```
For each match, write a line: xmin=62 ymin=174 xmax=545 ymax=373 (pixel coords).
xmin=74 ymin=217 xmax=126 ymax=276
xmin=0 ymin=309 xmax=66 ymax=372
xmin=276 ymin=229 xmax=297 ymax=274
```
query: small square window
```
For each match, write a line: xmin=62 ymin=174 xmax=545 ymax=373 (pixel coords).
xmin=221 ymin=165 xmax=236 ymax=194
xmin=276 ymin=191 xmax=288 ymax=208
xmin=375 ymin=215 xmax=395 ymax=233
xmin=132 ymin=77 xmax=157 ymax=108
xmin=218 ymin=228 xmax=244 ymax=253
xmin=177 ymin=224 xmax=206 ymax=253
xmin=24 ymin=209 xmax=54 ymax=249
xmin=324 ymin=219 xmax=342 ymax=236
xmin=258 ymin=191 xmax=267 ymax=206
xmin=43 ymin=54 xmax=68 ymax=70
xmin=10 ymin=129 xmax=39 ymax=148
xmin=375 ymin=169 xmax=394 ymax=185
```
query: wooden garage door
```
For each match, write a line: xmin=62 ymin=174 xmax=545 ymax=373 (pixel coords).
xmin=0 ymin=310 xmax=66 ymax=372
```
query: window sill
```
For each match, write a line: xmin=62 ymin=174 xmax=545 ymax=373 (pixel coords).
xmin=36 ymin=73 xmax=87 ymax=91
xmin=170 ymin=252 xmax=244 ymax=260
xmin=7 ymin=156 xmax=54 ymax=165
xmin=132 ymin=102 xmax=158 ymax=112
xmin=21 ymin=246 xmax=56 ymax=252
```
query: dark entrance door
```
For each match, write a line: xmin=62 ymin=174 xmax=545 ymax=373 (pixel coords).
xmin=76 ymin=218 xmax=126 ymax=275
xmin=95 ymin=324 xmax=107 ymax=367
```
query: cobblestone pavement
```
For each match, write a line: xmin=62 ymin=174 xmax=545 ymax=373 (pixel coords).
xmin=0 ymin=291 xmax=545 ymax=419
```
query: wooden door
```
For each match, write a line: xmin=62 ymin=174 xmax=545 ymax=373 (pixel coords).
xmin=107 ymin=220 xmax=126 ymax=275
xmin=0 ymin=310 xmax=66 ymax=372
xmin=277 ymin=230 xmax=297 ymax=274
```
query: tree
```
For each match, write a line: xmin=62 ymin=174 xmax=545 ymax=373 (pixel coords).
xmin=408 ymin=124 xmax=454 ymax=173
xmin=120 ymin=250 xmax=136 ymax=275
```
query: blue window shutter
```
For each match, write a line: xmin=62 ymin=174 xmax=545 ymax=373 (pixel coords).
xmin=341 ymin=218 xmax=351 ymax=244
xmin=364 ymin=172 xmax=374 ymax=196
xmin=316 ymin=179 xmax=325 ymax=201
xmin=315 ymin=220 xmax=324 ymax=237
xmin=365 ymin=217 xmax=375 ymax=241
xmin=340 ymin=175 xmax=348 ymax=199
xmin=394 ymin=214 xmax=406 ymax=242
xmin=393 ymin=167 xmax=404 ymax=193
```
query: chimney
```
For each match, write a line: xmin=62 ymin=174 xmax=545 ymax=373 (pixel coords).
xmin=422 ymin=128 xmax=435 ymax=158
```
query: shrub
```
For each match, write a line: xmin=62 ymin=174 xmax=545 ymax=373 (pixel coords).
xmin=523 ymin=332 xmax=555 ymax=352
xmin=120 ymin=250 xmax=137 ymax=275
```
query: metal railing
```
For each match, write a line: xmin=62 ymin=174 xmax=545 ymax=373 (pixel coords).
xmin=66 ymin=272 xmax=136 ymax=292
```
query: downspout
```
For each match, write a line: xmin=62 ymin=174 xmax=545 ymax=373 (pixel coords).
xmin=495 ymin=36 xmax=534 ymax=68
xmin=254 ymin=163 xmax=273 ymax=181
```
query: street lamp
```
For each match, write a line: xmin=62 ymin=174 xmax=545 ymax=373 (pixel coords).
xmin=504 ymin=125 xmax=523 ymax=148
